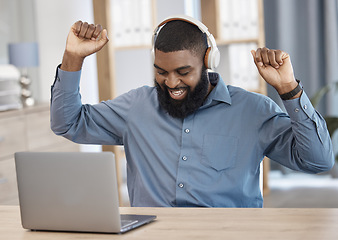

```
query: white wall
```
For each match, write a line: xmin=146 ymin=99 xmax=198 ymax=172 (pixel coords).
xmin=34 ymin=0 xmax=100 ymax=152
xmin=34 ymin=0 xmax=98 ymax=105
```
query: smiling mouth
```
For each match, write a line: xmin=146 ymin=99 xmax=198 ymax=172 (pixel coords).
xmin=168 ymin=87 xmax=188 ymax=100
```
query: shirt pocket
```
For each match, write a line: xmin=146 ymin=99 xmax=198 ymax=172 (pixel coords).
xmin=201 ymin=134 xmax=238 ymax=171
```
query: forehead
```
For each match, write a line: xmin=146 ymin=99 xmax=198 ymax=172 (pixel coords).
xmin=154 ymin=49 xmax=203 ymax=70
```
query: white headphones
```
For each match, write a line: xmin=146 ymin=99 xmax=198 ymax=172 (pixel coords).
xmin=152 ymin=15 xmax=220 ymax=70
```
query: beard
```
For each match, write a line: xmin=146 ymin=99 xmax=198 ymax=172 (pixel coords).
xmin=155 ymin=67 xmax=210 ymax=119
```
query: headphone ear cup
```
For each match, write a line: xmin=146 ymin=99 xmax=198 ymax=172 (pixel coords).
xmin=209 ymin=47 xmax=220 ymax=70
xmin=204 ymin=47 xmax=220 ymax=70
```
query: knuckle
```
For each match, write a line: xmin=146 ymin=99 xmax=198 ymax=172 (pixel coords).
xmin=74 ymin=21 xmax=82 ymax=29
xmin=96 ymin=24 xmax=102 ymax=29
xmin=276 ymin=50 xmax=283 ymax=57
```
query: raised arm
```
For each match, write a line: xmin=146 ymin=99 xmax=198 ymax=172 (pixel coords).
xmin=50 ymin=21 xmax=123 ymax=145
xmin=251 ymin=47 xmax=334 ymax=173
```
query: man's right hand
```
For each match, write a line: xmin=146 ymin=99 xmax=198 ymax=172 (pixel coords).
xmin=61 ymin=21 xmax=109 ymax=72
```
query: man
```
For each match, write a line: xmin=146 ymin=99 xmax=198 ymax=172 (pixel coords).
xmin=51 ymin=17 xmax=334 ymax=208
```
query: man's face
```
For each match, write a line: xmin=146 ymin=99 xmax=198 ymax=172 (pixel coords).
xmin=154 ymin=49 xmax=212 ymax=118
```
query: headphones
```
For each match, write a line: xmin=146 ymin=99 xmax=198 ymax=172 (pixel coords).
xmin=152 ymin=15 xmax=220 ymax=70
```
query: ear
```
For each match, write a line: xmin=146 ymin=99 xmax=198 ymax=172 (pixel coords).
xmin=204 ymin=47 xmax=211 ymax=69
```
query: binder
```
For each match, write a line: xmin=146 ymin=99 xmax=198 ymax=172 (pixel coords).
xmin=111 ymin=0 xmax=153 ymax=47
xmin=227 ymin=43 xmax=259 ymax=90
xmin=218 ymin=0 xmax=259 ymax=41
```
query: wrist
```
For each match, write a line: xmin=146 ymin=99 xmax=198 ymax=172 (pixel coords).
xmin=279 ymin=79 xmax=303 ymax=100
xmin=275 ymin=78 xmax=298 ymax=94
xmin=60 ymin=51 xmax=84 ymax=72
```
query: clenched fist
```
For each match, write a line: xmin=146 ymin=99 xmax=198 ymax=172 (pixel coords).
xmin=251 ymin=47 xmax=301 ymax=98
xmin=61 ymin=21 xmax=109 ymax=72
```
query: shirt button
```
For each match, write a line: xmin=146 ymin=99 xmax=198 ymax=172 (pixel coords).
xmin=178 ymin=183 xmax=184 ymax=188
xmin=182 ymin=156 xmax=187 ymax=161
xmin=184 ymin=128 xmax=190 ymax=133
xmin=294 ymin=108 xmax=299 ymax=113
xmin=303 ymin=104 xmax=308 ymax=110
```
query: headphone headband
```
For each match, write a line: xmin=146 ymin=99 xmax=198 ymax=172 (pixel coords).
xmin=154 ymin=15 xmax=209 ymax=36
xmin=152 ymin=15 xmax=220 ymax=70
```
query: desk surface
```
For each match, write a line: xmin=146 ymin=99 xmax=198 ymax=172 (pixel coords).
xmin=1 ymin=206 xmax=338 ymax=240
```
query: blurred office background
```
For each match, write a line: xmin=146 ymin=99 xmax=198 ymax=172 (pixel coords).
xmin=0 ymin=0 xmax=337 ymax=207
xmin=263 ymin=0 xmax=338 ymax=207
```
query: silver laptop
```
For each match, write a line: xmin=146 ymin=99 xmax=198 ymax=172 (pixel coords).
xmin=14 ymin=151 xmax=156 ymax=233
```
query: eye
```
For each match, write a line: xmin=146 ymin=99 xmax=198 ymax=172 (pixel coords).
xmin=178 ymin=71 xmax=189 ymax=76
xmin=157 ymin=71 xmax=167 ymax=76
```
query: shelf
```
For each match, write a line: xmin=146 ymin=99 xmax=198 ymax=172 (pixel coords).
xmin=216 ymin=38 xmax=260 ymax=46
xmin=114 ymin=45 xmax=152 ymax=51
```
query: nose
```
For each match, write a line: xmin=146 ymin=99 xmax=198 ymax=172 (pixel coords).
xmin=165 ymin=73 xmax=181 ymax=88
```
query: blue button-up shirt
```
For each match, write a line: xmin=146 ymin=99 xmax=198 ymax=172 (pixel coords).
xmin=51 ymin=68 xmax=334 ymax=208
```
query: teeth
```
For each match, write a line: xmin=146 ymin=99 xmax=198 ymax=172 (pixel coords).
xmin=171 ymin=90 xmax=184 ymax=96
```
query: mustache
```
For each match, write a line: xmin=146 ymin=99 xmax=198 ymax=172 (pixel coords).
xmin=167 ymin=87 xmax=189 ymax=92
xmin=162 ymin=84 xmax=189 ymax=92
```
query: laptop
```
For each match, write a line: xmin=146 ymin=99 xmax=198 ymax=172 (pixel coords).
xmin=14 ymin=151 xmax=156 ymax=233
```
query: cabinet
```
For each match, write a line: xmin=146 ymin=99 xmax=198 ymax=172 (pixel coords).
xmin=93 ymin=0 xmax=269 ymax=205
xmin=0 ymin=104 xmax=79 ymax=205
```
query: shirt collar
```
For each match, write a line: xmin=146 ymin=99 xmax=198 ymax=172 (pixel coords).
xmin=206 ymin=72 xmax=232 ymax=105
